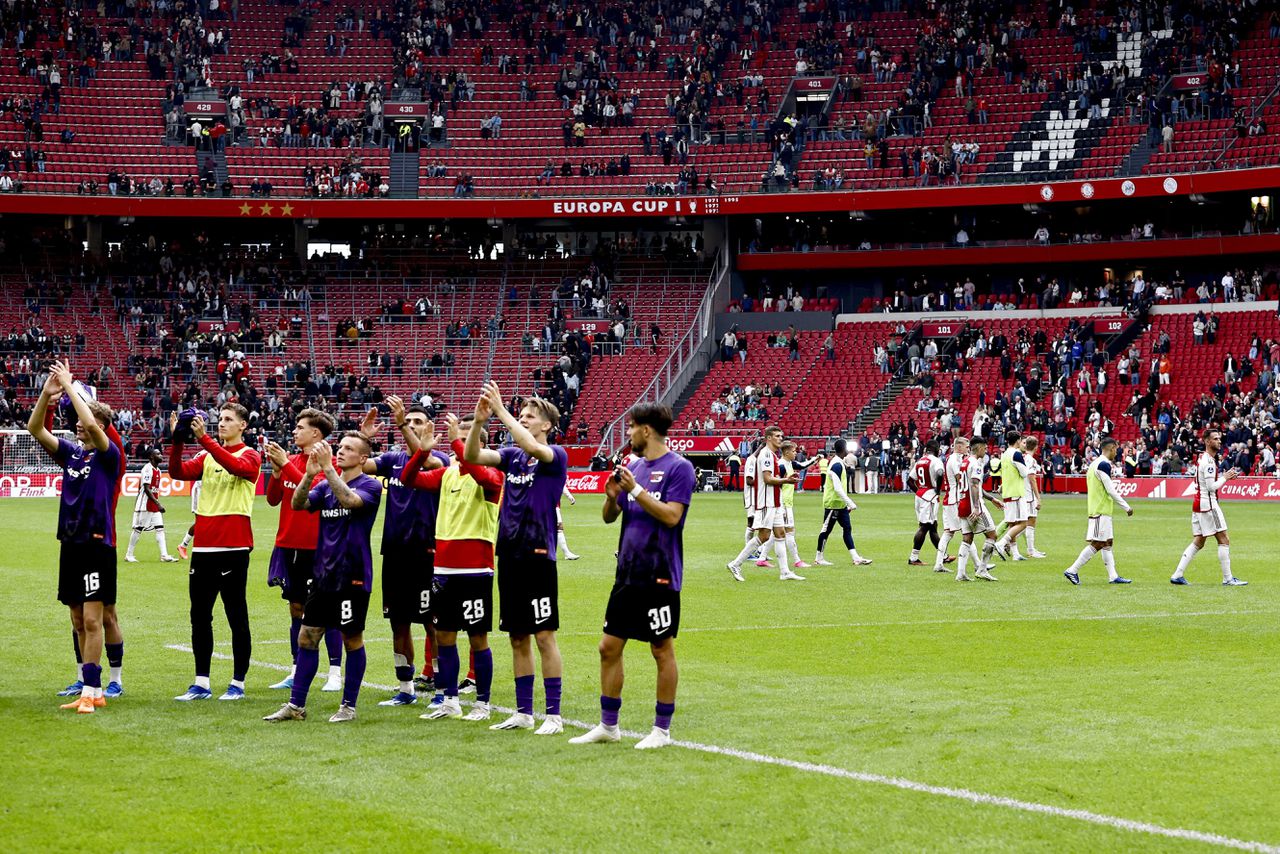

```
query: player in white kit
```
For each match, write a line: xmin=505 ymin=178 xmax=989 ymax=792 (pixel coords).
xmin=1171 ymin=429 xmax=1247 ymax=586
xmin=1020 ymin=436 xmax=1047 ymax=558
xmin=727 ymin=426 xmax=803 ymax=581
xmin=556 ymin=484 xmax=579 ymax=561
xmin=126 ymin=448 xmax=178 ymax=562
xmin=177 ymin=480 xmax=202 ymax=560
xmin=955 ymin=436 xmax=1001 ymax=582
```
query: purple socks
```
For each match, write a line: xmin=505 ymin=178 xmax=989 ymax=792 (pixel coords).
xmin=289 ymin=617 xmax=301 ymax=660
xmin=290 ymin=647 xmax=319 ymax=707
xmin=438 ymin=643 xmax=460 ymax=697
xmin=545 ymin=677 xmax=562 ymax=715
xmin=82 ymin=662 xmax=102 ymax=690
xmin=515 ymin=674 xmax=535 ymax=715
xmin=655 ymin=701 xmax=675 ymax=731
xmin=342 ymin=646 xmax=366 ymax=707
xmin=601 ymin=695 xmax=621 ymax=727
xmin=324 ymin=629 xmax=343 ymax=667
xmin=474 ymin=647 xmax=493 ymax=702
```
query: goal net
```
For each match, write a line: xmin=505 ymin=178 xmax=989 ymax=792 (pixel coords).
xmin=0 ymin=429 xmax=74 ymax=473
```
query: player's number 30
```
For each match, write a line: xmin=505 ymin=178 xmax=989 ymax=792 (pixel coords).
xmin=648 ymin=606 xmax=672 ymax=631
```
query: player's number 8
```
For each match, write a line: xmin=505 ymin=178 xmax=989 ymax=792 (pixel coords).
xmin=85 ymin=572 xmax=100 ymax=594
xmin=647 ymin=606 xmax=672 ymax=631
xmin=340 ymin=600 xmax=353 ymax=621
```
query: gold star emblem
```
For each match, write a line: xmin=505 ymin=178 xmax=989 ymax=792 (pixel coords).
xmin=279 ymin=203 xmax=295 ymax=216
xmin=259 ymin=202 xmax=275 ymax=216
xmin=238 ymin=203 xmax=252 ymax=216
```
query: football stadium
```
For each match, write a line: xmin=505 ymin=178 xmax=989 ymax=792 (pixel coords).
xmin=2 ymin=0 xmax=1279 ymax=848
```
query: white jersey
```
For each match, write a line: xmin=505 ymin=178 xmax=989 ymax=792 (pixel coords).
xmin=1023 ymin=455 xmax=1040 ymax=495
xmin=1193 ymin=452 xmax=1223 ymax=512
xmin=743 ymin=452 xmax=758 ymax=511
xmin=134 ymin=462 xmax=160 ymax=513
xmin=942 ymin=453 xmax=966 ymax=506
xmin=754 ymin=446 xmax=781 ymax=510
xmin=911 ymin=454 xmax=944 ymax=501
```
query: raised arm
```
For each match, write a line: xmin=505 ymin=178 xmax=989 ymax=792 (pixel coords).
xmin=292 ymin=448 xmax=323 ymax=511
xmin=400 ymin=448 xmax=447 ymax=491
xmin=463 ymin=392 xmax=504 ymax=466
xmin=26 ymin=371 xmax=63 ymax=455
xmin=314 ymin=442 xmax=365 ymax=509
xmin=51 ymin=361 xmax=108 ymax=451
xmin=196 ymin=433 xmax=261 ymax=480
xmin=481 ymin=381 xmax=554 ymax=463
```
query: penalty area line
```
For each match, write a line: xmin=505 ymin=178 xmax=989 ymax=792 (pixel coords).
xmin=164 ymin=643 xmax=1276 ymax=852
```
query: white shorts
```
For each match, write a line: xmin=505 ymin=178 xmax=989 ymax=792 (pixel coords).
xmin=942 ymin=504 xmax=962 ymax=532
xmin=1002 ymin=498 xmax=1029 ymax=524
xmin=779 ymin=505 xmax=795 ymax=529
xmin=959 ymin=508 xmax=994 ymax=536
xmin=1086 ymin=515 xmax=1114 ymax=542
xmin=190 ymin=482 xmax=202 ymax=514
xmin=132 ymin=511 xmax=164 ymax=531
xmin=1191 ymin=508 xmax=1227 ymax=537
xmin=755 ymin=507 xmax=786 ymax=530
xmin=1022 ymin=497 xmax=1038 ymax=519
xmin=915 ymin=496 xmax=939 ymax=525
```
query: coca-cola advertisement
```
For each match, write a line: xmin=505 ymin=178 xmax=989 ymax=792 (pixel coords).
xmin=564 ymin=472 xmax=613 ymax=494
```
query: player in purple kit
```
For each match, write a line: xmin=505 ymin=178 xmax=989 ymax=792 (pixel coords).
xmin=28 ymin=361 xmax=123 ymax=714
xmin=464 ymin=382 xmax=568 ymax=735
xmin=358 ymin=396 xmax=448 ymax=706
xmin=265 ymin=433 xmax=383 ymax=723
xmin=571 ymin=403 xmax=694 ymax=749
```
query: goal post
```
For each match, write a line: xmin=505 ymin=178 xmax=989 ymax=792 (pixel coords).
xmin=0 ymin=430 xmax=73 ymax=497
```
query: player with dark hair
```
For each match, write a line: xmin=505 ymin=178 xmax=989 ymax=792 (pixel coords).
xmin=1171 ymin=429 xmax=1246 ymax=586
xmin=29 ymin=361 xmax=123 ymax=713
xmin=1063 ymin=437 xmax=1133 ymax=585
xmin=464 ymin=383 xmax=569 ymax=735
xmin=357 ymin=396 xmax=448 ymax=706
xmin=125 ymin=448 xmax=178 ymax=563
xmin=169 ymin=402 xmax=262 ymax=701
xmin=907 ymin=440 xmax=947 ymax=566
xmin=263 ymin=408 xmax=344 ymax=693
xmin=571 ymin=402 xmax=695 ymax=750
xmin=265 ymin=432 xmax=383 ymax=722
xmin=956 ymin=436 xmax=1002 ymax=582
xmin=993 ymin=431 xmax=1031 ymax=560
xmin=401 ymin=413 xmax=502 ymax=722
xmin=726 ymin=426 xmax=804 ymax=581
xmin=813 ymin=439 xmax=871 ymax=567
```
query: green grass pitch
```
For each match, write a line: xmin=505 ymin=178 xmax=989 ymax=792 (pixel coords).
xmin=1 ymin=492 xmax=1277 ymax=851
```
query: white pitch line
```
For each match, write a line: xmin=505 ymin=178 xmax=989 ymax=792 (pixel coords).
xmin=164 ymin=643 xmax=1278 ymax=853
xmin=215 ymin=608 xmax=1266 ymax=645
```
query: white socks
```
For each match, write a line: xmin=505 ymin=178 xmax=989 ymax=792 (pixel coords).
xmin=910 ymin=548 xmax=921 ymax=561
xmin=126 ymin=530 xmax=141 ymax=556
xmin=1172 ymin=543 xmax=1200 ymax=579
xmin=1026 ymin=528 xmax=1037 ymax=552
xmin=934 ymin=530 xmax=953 ymax=568
xmin=229 ymin=679 xmax=245 ymax=691
xmin=744 ymin=527 xmax=753 ymax=546
xmin=731 ymin=538 xmax=761 ymax=567
xmin=957 ymin=541 xmax=971 ymax=578
xmin=773 ymin=537 xmax=789 ymax=574
xmin=1068 ymin=544 xmax=1097 ymax=572
xmin=556 ymin=531 xmax=571 ymax=556
xmin=195 ymin=675 xmax=211 ymax=690
xmin=110 ymin=665 xmax=122 ymax=685
xmin=785 ymin=533 xmax=800 ymax=564
xmin=180 ymin=532 xmax=194 ymax=549
xmin=1219 ymin=544 xmax=1232 ymax=582
xmin=1100 ymin=547 xmax=1118 ymax=581
xmin=157 ymin=529 xmax=170 ymax=557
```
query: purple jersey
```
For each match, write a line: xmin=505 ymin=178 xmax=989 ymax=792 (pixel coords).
xmin=375 ymin=449 xmax=451 ymax=553
xmin=54 ymin=438 xmax=123 ymax=547
xmin=495 ymin=444 xmax=568 ymax=558
xmin=616 ymin=451 xmax=695 ymax=591
xmin=307 ymin=473 xmax=383 ymax=591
